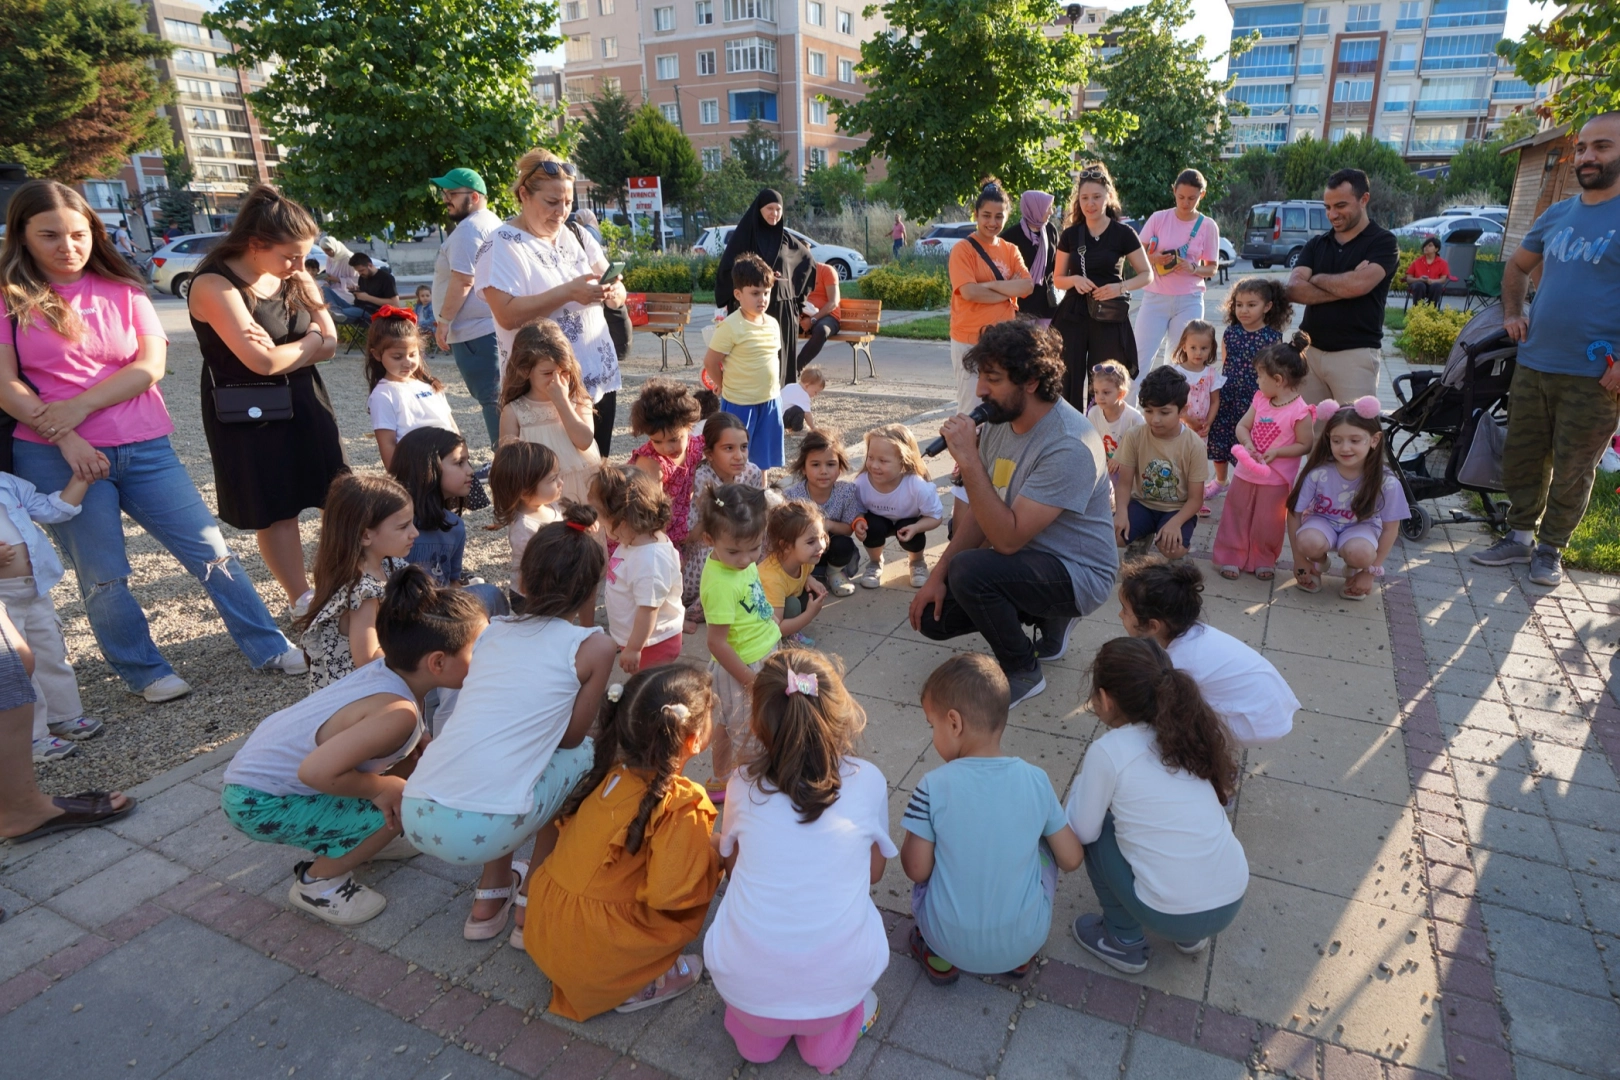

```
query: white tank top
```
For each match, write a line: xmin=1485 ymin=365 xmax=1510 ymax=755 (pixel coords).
xmin=404 ymin=616 xmax=602 ymax=815
xmin=223 ymin=659 xmax=423 ymax=797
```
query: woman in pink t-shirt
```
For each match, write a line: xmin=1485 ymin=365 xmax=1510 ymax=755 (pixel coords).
xmin=0 ymin=180 xmax=303 ymax=704
xmin=1132 ymin=169 xmax=1221 ymax=390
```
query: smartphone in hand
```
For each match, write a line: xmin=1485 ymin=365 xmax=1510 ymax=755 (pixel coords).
xmin=601 ymin=261 xmax=627 ymax=285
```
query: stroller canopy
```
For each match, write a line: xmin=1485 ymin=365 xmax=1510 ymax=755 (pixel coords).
xmin=1441 ymin=303 xmax=1515 ymax=389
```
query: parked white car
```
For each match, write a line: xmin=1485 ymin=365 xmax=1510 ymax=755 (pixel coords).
xmin=692 ymin=226 xmax=870 ymax=280
xmin=1439 ymin=205 xmax=1508 ymax=219
xmin=149 ymin=233 xmax=328 ymax=299
xmin=913 ymin=221 xmax=976 ymax=256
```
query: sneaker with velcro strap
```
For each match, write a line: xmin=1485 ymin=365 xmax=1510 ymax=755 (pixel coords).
xmin=288 ymin=860 xmax=386 ymax=925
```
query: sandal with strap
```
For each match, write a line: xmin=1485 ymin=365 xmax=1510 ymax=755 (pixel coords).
xmin=909 ymin=925 xmax=959 ymax=986
xmin=615 ymin=954 xmax=704 ymax=1013
xmin=3 ymin=791 xmax=135 ymax=845
xmin=1294 ymin=560 xmax=1322 ymax=594
xmin=508 ymin=860 xmax=530 ymax=950
xmin=463 ymin=866 xmax=518 ymax=941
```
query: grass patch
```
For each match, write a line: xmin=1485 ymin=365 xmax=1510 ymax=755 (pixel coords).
xmin=1384 ymin=307 xmax=1407 ymax=331
xmin=1563 ymin=469 xmax=1620 ymax=573
xmin=878 ymin=314 xmax=951 ymax=340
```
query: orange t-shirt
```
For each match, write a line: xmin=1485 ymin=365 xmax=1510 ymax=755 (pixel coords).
xmin=801 ymin=263 xmax=842 ymax=330
xmin=948 ymin=235 xmax=1030 ymax=345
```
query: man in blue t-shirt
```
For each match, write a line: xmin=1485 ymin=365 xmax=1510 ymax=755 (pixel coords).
xmin=1472 ymin=113 xmax=1620 ymax=587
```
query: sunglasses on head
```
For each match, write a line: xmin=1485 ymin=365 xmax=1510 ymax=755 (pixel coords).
xmin=521 ymin=159 xmax=579 ymax=186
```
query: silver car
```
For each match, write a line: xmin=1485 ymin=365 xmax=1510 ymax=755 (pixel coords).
xmin=149 ymin=232 xmax=327 ymax=298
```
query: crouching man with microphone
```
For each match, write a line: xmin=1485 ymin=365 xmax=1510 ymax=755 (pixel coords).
xmin=910 ymin=320 xmax=1120 ymax=707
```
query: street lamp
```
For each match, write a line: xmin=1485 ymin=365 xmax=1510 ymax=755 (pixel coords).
xmin=1065 ymin=3 xmax=1084 ymax=32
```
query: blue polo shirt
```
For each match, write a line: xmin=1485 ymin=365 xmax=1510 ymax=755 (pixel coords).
xmin=1518 ymin=193 xmax=1620 ymax=376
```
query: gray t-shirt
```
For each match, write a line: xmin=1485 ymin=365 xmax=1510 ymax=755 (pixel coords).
xmin=434 ymin=207 xmax=500 ymax=345
xmin=975 ymin=398 xmax=1118 ymax=614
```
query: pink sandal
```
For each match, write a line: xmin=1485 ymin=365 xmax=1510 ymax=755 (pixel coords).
xmin=464 ymin=862 xmax=523 ymax=941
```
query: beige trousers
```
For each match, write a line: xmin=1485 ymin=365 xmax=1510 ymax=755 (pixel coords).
xmin=0 ymin=578 xmax=82 ymax=741
xmin=949 ymin=339 xmax=980 ymax=415
xmin=1302 ymin=345 xmax=1381 ymax=405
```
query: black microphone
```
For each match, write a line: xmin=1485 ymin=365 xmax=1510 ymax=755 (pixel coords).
xmin=923 ymin=403 xmax=995 ymax=457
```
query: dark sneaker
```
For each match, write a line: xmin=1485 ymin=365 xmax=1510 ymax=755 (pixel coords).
xmin=1072 ymin=913 xmax=1150 ymax=974
xmin=909 ymin=926 xmax=959 ymax=986
xmin=1035 ymin=617 xmax=1078 ymax=661
xmin=1470 ymin=537 xmax=1533 ymax=566
xmin=1529 ymin=544 xmax=1563 ymax=587
xmin=1006 ymin=664 xmax=1047 ymax=708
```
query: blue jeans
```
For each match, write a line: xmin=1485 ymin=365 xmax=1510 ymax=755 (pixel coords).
xmin=450 ymin=333 xmax=502 ymax=445
xmin=12 ymin=436 xmax=294 ymax=692
xmin=720 ymin=396 xmax=785 ymax=469
xmin=1085 ymin=812 xmax=1244 ymax=943
xmin=321 ymin=285 xmax=366 ymax=324
xmin=1125 ymin=502 xmax=1196 ymax=548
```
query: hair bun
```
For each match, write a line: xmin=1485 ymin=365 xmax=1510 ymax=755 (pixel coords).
xmin=1288 ymin=330 xmax=1312 ymax=353
xmin=382 ymin=564 xmax=434 ymax=617
xmin=559 ymin=500 xmax=598 ymax=529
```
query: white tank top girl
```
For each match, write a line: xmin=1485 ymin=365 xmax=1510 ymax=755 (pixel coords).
xmin=222 ymin=659 xmax=423 ymax=797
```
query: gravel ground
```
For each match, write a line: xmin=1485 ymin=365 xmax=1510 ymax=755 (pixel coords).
xmin=34 ymin=310 xmax=944 ymax=796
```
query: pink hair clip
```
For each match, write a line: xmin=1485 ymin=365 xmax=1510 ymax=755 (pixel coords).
xmin=1316 ymin=396 xmax=1382 ymax=421
xmin=784 ymin=669 xmax=819 ymax=697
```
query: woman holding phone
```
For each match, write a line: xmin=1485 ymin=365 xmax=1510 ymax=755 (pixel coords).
xmin=474 ymin=148 xmax=627 ymax=458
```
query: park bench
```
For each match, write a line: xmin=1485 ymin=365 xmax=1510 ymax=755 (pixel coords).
xmin=828 ymin=298 xmax=881 ymax=384
xmin=637 ymin=292 xmax=694 ymax=370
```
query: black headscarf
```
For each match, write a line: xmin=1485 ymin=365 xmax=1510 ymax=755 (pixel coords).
xmin=716 ymin=188 xmax=813 ymax=315
xmin=735 ymin=188 xmax=786 ymax=264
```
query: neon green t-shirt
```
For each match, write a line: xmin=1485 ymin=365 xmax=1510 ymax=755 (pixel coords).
xmin=700 ymin=557 xmax=781 ymax=665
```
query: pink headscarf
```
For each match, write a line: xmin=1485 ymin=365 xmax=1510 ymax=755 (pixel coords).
xmin=1019 ymin=190 xmax=1055 ymax=283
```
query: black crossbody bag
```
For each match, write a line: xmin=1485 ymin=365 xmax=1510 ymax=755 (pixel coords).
xmin=208 ymin=365 xmax=294 ymax=423
xmin=1078 ymin=242 xmax=1130 ymax=323
xmin=3 ymin=315 xmax=44 ymax=472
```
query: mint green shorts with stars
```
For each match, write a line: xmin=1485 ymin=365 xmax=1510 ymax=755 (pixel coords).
xmin=400 ymin=740 xmax=595 ymax=864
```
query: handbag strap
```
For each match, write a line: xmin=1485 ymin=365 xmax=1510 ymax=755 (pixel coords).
xmin=206 ymin=363 xmax=290 ymax=389
xmin=964 ymin=236 xmax=1004 ymax=281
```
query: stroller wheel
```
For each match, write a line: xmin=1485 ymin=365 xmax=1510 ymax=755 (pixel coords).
xmin=1402 ymin=506 xmax=1433 ymax=542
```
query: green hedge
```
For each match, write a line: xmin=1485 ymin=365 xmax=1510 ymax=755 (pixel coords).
xmin=1395 ymin=302 xmax=1470 ymax=364
xmin=622 ymin=254 xmax=720 ymax=294
xmin=859 ymin=262 xmax=950 ymax=310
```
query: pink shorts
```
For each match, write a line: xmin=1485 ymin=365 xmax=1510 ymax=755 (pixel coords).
xmin=631 ymin=633 xmax=685 ymax=669
xmin=1298 ymin=515 xmax=1381 ymax=553
xmin=724 ymin=1001 xmax=865 ymax=1074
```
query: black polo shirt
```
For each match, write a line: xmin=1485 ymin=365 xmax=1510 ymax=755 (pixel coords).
xmin=1297 ymin=220 xmax=1399 ymax=351
xmin=356 ymin=268 xmax=399 ymax=313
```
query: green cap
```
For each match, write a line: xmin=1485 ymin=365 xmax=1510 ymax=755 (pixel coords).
xmin=429 ymin=168 xmax=487 ymax=195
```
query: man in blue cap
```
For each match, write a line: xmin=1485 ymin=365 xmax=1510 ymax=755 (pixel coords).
xmin=430 ymin=167 xmax=503 ymax=443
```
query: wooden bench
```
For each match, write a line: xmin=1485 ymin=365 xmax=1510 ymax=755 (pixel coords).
xmin=827 ymin=298 xmax=881 ymax=384
xmin=636 ymin=292 xmax=694 ymax=370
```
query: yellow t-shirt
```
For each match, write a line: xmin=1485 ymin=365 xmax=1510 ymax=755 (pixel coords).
xmin=757 ymin=553 xmax=811 ymax=610
xmin=1112 ymin=423 xmax=1209 ymax=512
xmin=711 ymin=310 xmax=781 ymax=406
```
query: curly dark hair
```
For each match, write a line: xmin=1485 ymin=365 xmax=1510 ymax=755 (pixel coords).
xmin=1222 ymin=277 xmax=1293 ymax=332
xmin=961 ymin=320 xmax=1065 ymax=403
xmin=630 ymin=378 xmax=703 ymax=435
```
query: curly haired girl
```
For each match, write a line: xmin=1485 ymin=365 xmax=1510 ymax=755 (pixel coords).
xmin=1208 ymin=277 xmax=1293 ymax=489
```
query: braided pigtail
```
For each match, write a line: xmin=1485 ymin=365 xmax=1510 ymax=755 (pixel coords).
xmin=559 ymin=682 xmax=626 ymax=823
xmin=623 ymin=702 xmax=685 ymax=855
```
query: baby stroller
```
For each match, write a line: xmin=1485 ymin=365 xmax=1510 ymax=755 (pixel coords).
xmin=1382 ymin=303 xmax=1517 ymax=540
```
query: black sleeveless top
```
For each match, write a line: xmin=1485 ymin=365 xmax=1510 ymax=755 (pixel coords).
xmin=191 ymin=262 xmax=348 ymax=530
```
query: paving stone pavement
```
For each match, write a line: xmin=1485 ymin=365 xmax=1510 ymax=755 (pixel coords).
xmin=4 ymin=471 xmax=1619 ymax=1078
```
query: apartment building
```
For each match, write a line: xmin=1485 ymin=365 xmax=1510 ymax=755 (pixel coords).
xmin=1223 ymin=0 xmax=1545 ymax=161
xmin=559 ymin=0 xmax=888 ymax=181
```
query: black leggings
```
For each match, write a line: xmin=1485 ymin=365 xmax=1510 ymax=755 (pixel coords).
xmin=863 ymin=513 xmax=928 ymax=553
xmin=816 ymin=533 xmax=859 ymax=573
xmin=1408 ymin=279 xmax=1445 ymax=306
xmin=592 ymin=390 xmax=617 ymax=459
xmin=796 ymin=314 xmax=841 ymax=368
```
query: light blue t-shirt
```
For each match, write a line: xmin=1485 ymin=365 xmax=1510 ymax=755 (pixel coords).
xmin=1518 ymin=193 xmax=1620 ymax=376
xmin=902 ymin=756 xmax=1069 ymax=974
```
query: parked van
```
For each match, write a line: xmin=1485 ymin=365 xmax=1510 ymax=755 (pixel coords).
xmin=1242 ymin=201 xmax=1330 ymax=269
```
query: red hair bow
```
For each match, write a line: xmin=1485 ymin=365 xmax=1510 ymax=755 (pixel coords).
xmin=374 ymin=305 xmax=417 ymax=323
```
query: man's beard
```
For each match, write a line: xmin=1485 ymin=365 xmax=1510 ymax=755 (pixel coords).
xmin=979 ymin=387 xmax=1026 ymax=424
xmin=1576 ymin=157 xmax=1620 ymax=191
xmin=447 ymin=200 xmax=474 ymax=223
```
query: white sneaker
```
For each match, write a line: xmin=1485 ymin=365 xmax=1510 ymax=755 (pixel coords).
xmin=289 ymin=588 xmax=314 ymax=620
xmin=32 ymin=735 xmax=77 ymax=763
xmin=138 ymin=674 xmax=193 ymax=703
xmin=858 ymin=560 xmax=884 ymax=589
xmin=825 ymin=568 xmax=856 ymax=597
xmin=288 ymin=861 xmax=387 ymax=925
xmin=48 ymin=715 xmax=103 ymax=741
xmin=909 ymin=561 xmax=929 ymax=588
xmin=263 ymin=647 xmax=309 ymax=675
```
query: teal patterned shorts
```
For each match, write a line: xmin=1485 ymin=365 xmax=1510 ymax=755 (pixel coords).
xmin=400 ymin=740 xmax=595 ymax=864
xmin=221 ymin=784 xmax=387 ymax=858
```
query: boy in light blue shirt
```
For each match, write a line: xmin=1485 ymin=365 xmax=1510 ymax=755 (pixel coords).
xmin=902 ymin=654 xmax=1085 ymax=983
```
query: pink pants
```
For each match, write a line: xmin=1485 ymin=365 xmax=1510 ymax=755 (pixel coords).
xmin=1212 ymin=477 xmax=1289 ymax=572
xmin=724 ymin=1001 xmax=864 ymax=1074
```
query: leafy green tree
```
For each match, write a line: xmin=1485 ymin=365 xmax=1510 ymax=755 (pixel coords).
xmin=1444 ymin=138 xmax=1515 ymax=203
xmin=729 ymin=118 xmax=790 ymax=189
xmin=148 ymin=147 xmax=197 ymax=234
xmin=623 ymin=104 xmax=702 ymax=209
xmin=575 ymin=85 xmax=635 ymax=213
xmin=801 ymin=161 xmax=866 ymax=216
xmin=206 ymin=0 xmax=563 ymax=235
xmin=696 ymin=155 xmax=759 ymax=223
xmin=1278 ymin=133 xmax=1413 ymax=200
xmin=1092 ymin=0 xmax=1246 ymax=217
xmin=830 ymin=0 xmax=1135 ymax=220
xmin=1498 ymin=4 xmax=1620 ymax=127
xmin=0 ymin=0 xmax=173 ymax=181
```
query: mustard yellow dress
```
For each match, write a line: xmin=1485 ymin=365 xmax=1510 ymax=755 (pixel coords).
xmin=526 ymin=765 xmax=720 ymax=1021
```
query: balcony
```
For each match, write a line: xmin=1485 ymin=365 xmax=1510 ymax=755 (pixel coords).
xmin=1303 ymin=22 xmax=1329 ymax=35
xmin=1395 ymin=17 xmax=1423 ymax=28
xmin=1389 ymin=59 xmax=1416 ymax=71
xmin=1408 ymin=136 xmax=1468 ymax=153
xmin=187 ymin=118 xmax=252 ymax=134
xmin=1344 ymin=19 xmax=1381 ymax=31
xmin=1233 ymin=65 xmax=1298 ymax=79
xmin=1337 ymin=59 xmax=1379 ymax=75
xmin=1415 ymin=97 xmax=1487 ymax=113
xmin=1428 ymin=11 xmax=1504 ymax=27
xmin=1383 ymin=100 xmax=1412 ymax=112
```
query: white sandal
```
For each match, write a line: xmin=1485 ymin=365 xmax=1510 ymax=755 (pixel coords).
xmin=508 ymin=860 xmax=529 ymax=949
xmin=463 ymin=863 xmax=521 ymax=941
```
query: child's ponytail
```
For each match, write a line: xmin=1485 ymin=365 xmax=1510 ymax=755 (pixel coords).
xmin=1118 ymin=556 xmax=1204 ymax=642
xmin=1254 ymin=330 xmax=1311 ymax=389
xmin=518 ymin=501 xmax=605 ymax=618
xmin=375 ymin=564 xmax=486 ymax=671
xmin=1090 ymin=637 xmax=1237 ymax=805
xmin=748 ymin=649 xmax=865 ymax=823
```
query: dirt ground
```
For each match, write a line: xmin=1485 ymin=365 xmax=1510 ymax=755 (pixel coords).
xmin=31 ymin=320 xmax=942 ymax=796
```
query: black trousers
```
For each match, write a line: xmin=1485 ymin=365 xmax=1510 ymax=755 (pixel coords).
xmin=796 ymin=314 xmax=841 ymax=368
xmin=917 ymin=548 xmax=1083 ymax=673
xmin=592 ymin=390 xmax=617 ymax=459
xmin=1408 ymin=279 xmax=1445 ymax=307
xmin=863 ymin=513 xmax=928 ymax=553
xmin=816 ymin=533 xmax=859 ymax=573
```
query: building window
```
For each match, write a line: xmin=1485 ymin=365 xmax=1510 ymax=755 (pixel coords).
xmin=601 ymin=37 xmax=617 ymax=59
xmin=1303 ymin=7 xmax=1329 ymax=34
xmin=565 ymin=34 xmax=593 ymax=62
xmin=1230 ymin=43 xmax=1297 ymax=79
xmin=1337 ymin=38 xmax=1379 ymax=73
xmin=1293 ymin=86 xmax=1321 ymax=113
xmin=726 ymin=36 xmax=777 ymax=73
xmin=656 ymin=55 xmax=679 ymax=79
xmin=174 ymin=49 xmax=214 ymax=72
xmin=1428 ymin=0 xmax=1506 ymax=30
xmin=695 ymin=0 xmax=714 ymax=23
xmin=729 ymin=89 xmax=778 ymax=122
xmin=1410 ymin=119 xmax=1471 ymax=153
xmin=661 ymin=103 xmax=681 ymax=123
xmin=1389 ymin=42 xmax=1417 ymax=71
xmin=1396 ymin=1 xmax=1422 ymax=28
xmin=1297 ymin=46 xmax=1324 ymax=75
xmin=808 ymin=147 xmax=828 ymax=170
xmin=1345 ymin=3 xmax=1381 ymax=31
xmin=1417 ymin=74 xmax=1488 ymax=112
xmin=807 ymin=50 xmax=826 ymax=76
xmin=1334 ymin=77 xmax=1374 ymax=102
xmin=163 ymin=18 xmax=203 ymax=42
xmin=563 ymin=0 xmax=582 ymax=19
xmin=535 ymin=82 xmax=557 ymax=104
xmin=83 ymin=181 xmax=126 ymax=210
xmin=837 ymin=57 xmax=854 ymax=82
xmin=565 ymin=77 xmax=592 ymax=100
xmin=603 ymin=76 xmax=621 ymax=93
xmin=1491 ymin=78 xmax=1534 ymax=100
xmin=1230 ymin=4 xmax=1305 ymax=39
xmin=599 ymin=0 xmax=614 ymax=12
xmin=1383 ymin=83 xmax=1413 ymax=110
xmin=837 ymin=8 xmax=853 ymax=33
xmin=654 ymin=6 xmax=676 ymax=31
xmin=810 ymin=96 xmax=828 ymax=123
xmin=698 ymin=49 xmax=717 ymax=75
xmin=702 ymin=147 xmax=723 ymax=170
xmin=1228 ymin=83 xmax=1291 ymax=115
xmin=724 ymin=0 xmax=774 ymax=20
xmin=807 ymin=1 xmax=823 ymax=25
xmin=700 ymin=98 xmax=720 ymax=123
xmin=1229 ymin=122 xmax=1289 ymax=150
xmin=1421 ymin=32 xmax=1496 ymax=71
